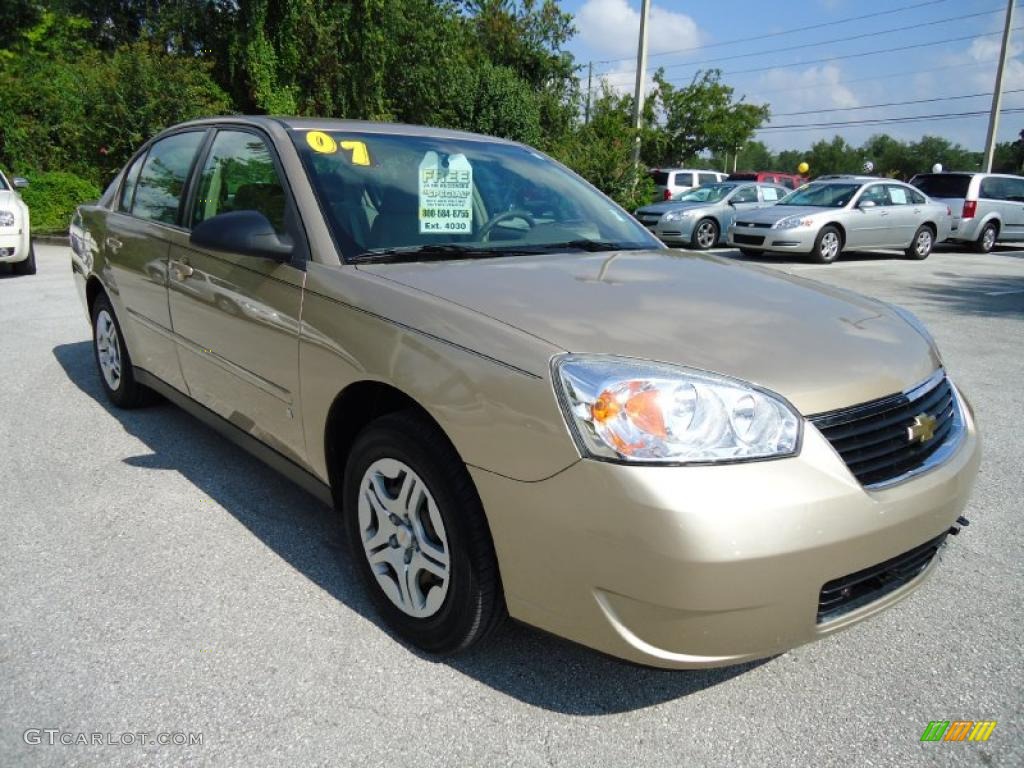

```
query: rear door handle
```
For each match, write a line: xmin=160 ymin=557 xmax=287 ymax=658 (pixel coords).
xmin=105 ymin=237 xmax=123 ymax=253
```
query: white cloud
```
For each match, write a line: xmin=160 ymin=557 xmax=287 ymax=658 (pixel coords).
xmin=577 ymin=0 xmax=702 ymax=61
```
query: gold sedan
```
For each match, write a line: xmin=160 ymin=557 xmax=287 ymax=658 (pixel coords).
xmin=70 ymin=117 xmax=980 ymax=668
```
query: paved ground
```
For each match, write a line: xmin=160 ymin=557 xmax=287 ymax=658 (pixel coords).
xmin=1 ymin=244 xmax=1021 ymax=767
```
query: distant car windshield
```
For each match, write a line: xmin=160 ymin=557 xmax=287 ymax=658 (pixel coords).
xmin=293 ymin=130 xmax=660 ymax=261
xmin=911 ymin=174 xmax=971 ymax=198
xmin=0 ymin=174 xmax=8 ymax=191
xmin=677 ymin=183 xmax=735 ymax=203
xmin=777 ymin=183 xmax=860 ymax=208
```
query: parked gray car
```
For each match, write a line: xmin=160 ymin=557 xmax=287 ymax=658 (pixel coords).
xmin=910 ymin=172 xmax=1024 ymax=253
xmin=635 ymin=182 xmax=788 ymax=249
xmin=728 ymin=177 xmax=951 ymax=264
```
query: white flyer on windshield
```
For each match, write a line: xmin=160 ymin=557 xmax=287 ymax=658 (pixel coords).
xmin=419 ymin=152 xmax=473 ymax=235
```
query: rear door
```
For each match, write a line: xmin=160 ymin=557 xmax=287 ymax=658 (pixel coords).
xmin=883 ymin=184 xmax=919 ymax=246
xmin=983 ymin=176 xmax=1024 ymax=240
xmin=166 ymin=127 xmax=307 ymax=462
xmin=103 ymin=130 xmax=208 ymax=391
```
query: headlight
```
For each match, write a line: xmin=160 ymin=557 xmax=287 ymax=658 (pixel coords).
xmin=773 ymin=215 xmax=814 ymax=230
xmin=552 ymin=355 xmax=801 ymax=464
xmin=662 ymin=209 xmax=694 ymax=222
xmin=0 ymin=210 xmax=15 ymax=227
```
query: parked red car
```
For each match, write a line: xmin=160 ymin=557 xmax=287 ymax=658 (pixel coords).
xmin=728 ymin=171 xmax=806 ymax=189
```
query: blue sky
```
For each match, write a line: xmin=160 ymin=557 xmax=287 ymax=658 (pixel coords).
xmin=558 ymin=0 xmax=1023 ymax=151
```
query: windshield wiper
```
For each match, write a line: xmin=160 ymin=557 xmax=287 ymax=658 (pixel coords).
xmin=527 ymin=239 xmax=643 ymax=252
xmin=351 ymin=244 xmax=531 ymax=263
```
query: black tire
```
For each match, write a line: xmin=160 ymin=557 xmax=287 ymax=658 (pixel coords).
xmin=905 ymin=225 xmax=934 ymax=260
xmin=690 ymin=218 xmax=719 ymax=250
xmin=90 ymin=293 xmax=154 ymax=408
xmin=12 ymin=242 xmax=36 ymax=275
xmin=343 ymin=411 xmax=506 ymax=654
xmin=974 ymin=222 xmax=997 ymax=253
xmin=810 ymin=225 xmax=842 ymax=264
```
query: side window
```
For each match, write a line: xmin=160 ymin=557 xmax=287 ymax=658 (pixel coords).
xmin=731 ymin=185 xmax=758 ymax=203
xmin=761 ymin=186 xmax=780 ymax=202
xmin=979 ymin=176 xmax=1007 ymax=200
xmin=1005 ymin=177 xmax=1024 ymax=202
xmin=907 ymin=188 xmax=926 ymax=205
xmin=886 ymin=185 xmax=910 ymax=205
xmin=132 ymin=132 xmax=205 ymax=225
xmin=698 ymin=173 xmax=719 ymax=186
xmin=118 ymin=152 xmax=146 ymax=212
xmin=859 ymin=184 xmax=889 ymax=206
xmin=191 ymin=130 xmax=288 ymax=235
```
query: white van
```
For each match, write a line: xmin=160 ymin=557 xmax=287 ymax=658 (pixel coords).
xmin=649 ymin=168 xmax=727 ymax=202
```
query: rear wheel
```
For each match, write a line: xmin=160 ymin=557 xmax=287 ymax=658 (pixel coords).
xmin=91 ymin=293 xmax=154 ymax=408
xmin=810 ymin=226 xmax=842 ymax=264
xmin=905 ymin=225 xmax=934 ymax=260
xmin=691 ymin=218 xmax=719 ymax=250
xmin=343 ymin=411 xmax=505 ymax=654
xmin=974 ymin=222 xmax=997 ymax=253
xmin=12 ymin=242 xmax=35 ymax=275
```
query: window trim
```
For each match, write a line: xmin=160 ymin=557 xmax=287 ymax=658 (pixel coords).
xmin=184 ymin=124 xmax=310 ymax=268
xmin=124 ymin=128 xmax=210 ymax=230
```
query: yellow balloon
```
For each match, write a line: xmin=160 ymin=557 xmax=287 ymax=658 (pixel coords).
xmin=797 ymin=162 xmax=810 ymax=174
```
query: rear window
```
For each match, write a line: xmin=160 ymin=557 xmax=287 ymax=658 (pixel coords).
xmin=911 ymin=174 xmax=971 ymax=198
xmin=649 ymin=171 xmax=669 ymax=186
xmin=728 ymin=173 xmax=757 ymax=181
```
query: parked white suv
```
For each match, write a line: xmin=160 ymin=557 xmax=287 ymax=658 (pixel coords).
xmin=909 ymin=172 xmax=1024 ymax=252
xmin=0 ymin=170 xmax=33 ymax=275
xmin=648 ymin=168 xmax=727 ymax=202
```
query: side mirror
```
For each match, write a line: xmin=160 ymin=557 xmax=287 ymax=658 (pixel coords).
xmin=12 ymin=177 xmax=28 ymax=189
xmin=857 ymin=199 xmax=876 ymax=209
xmin=190 ymin=210 xmax=293 ymax=259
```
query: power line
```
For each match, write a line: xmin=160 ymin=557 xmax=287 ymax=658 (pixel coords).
xmin=661 ymin=27 xmax=1024 ymax=85
xmin=756 ymin=107 xmax=1024 ymax=131
xmin=770 ymin=88 xmax=1024 ymax=117
xmin=593 ymin=6 xmax=1003 ymax=79
xmin=592 ymin=0 xmax=953 ymax=65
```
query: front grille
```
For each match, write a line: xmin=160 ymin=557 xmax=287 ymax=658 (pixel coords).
xmin=736 ymin=221 xmax=772 ymax=229
xmin=809 ymin=373 xmax=957 ymax=487
xmin=817 ymin=533 xmax=946 ymax=623
xmin=733 ymin=233 xmax=765 ymax=245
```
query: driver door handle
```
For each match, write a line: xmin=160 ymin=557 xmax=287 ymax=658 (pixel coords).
xmin=105 ymin=237 xmax=123 ymax=254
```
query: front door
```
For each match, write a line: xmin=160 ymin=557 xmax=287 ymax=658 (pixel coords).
xmin=167 ymin=128 xmax=307 ymax=465
xmin=846 ymin=183 xmax=891 ymax=249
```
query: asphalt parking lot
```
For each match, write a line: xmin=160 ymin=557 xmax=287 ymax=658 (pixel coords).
xmin=2 ymin=244 xmax=1022 ymax=767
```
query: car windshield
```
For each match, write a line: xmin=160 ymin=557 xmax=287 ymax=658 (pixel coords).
xmin=0 ymin=174 xmax=8 ymax=191
xmin=777 ymin=182 xmax=860 ymax=208
xmin=292 ymin=130 xmax=660 ymax=261
xmin=677 ymin=183 xmax=735 ymax=203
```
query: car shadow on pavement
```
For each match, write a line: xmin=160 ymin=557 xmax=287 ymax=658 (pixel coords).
xmin=909 ymin=274 xmax=1024 ymax=318
xmin=53 ymin=340 xmax=766 ymax=714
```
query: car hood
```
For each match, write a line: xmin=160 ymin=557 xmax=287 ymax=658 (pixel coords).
xmin=357 ymin=250 xmax=940 ymax=415
xmin=737 ymin=205 xmax=829 ymax=224
xmin=637 ymin=201 xmax=714 ymax=215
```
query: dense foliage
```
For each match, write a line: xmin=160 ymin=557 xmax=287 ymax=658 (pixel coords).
xmin=1 ymin=1 xmax=1021 ymax=233
xmin=18 ymin=171 xmax=101 ymax=232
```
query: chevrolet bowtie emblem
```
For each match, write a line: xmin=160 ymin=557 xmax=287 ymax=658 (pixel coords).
xmin=907 ymin=413 xmax=938 ymax=443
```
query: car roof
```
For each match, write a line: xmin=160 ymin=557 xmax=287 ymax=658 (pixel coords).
xmin=172 ymin=115 xmax=520 ymax=145
xmin=651 ymin=168 xmax=724 ymax=174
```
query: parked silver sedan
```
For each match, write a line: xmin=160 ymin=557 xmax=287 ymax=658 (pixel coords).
xmin=727 ymin=177 xmax=952 ymax=263
xmin=634 ymin=182 xmax=788 ymax=249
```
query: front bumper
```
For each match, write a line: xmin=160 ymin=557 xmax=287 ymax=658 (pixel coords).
xmin=653 ymin=217 xmax=697 ymax=245
xmin=728 ymin=223 xmax=817 ymax=253
xmin=0 ymin=231 xmax=28 ymax=263
xmin=473 ymin=397 xmax=979 ymax=669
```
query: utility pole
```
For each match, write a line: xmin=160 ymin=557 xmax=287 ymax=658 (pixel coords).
xmin=983 ymin=0 xmax=1015 ymax=172
xmin=585 ymin=61 xmax=593 ymax=125
xmin=630 ymin=0 xmax=651 ymax=173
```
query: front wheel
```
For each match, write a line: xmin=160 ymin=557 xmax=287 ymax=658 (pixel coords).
xmin=343 ymin=411 xmax=506 ymax=654
xmin=906 ymin=225 xmax=934 ymax=260
xmin=691 ymin=218 xmax=719 ymax=250
xmin=810 ymin=226 xmax=842 ymax=264
xmin=12 ymin=242 xmax=35 ymax=275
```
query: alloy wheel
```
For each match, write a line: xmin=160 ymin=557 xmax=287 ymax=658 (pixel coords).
xmin=916 ymin=229 xmax=932 ymax=257
xmin=820 ymin=231 xmax=840 ymax=261
xmin=357 ymin=458 xmax=451 ymax=618
xmin=95 ymin=309 xmax=122 ymax=391
xmin=696 ymin=221 xmax=717 ymax=249
xmin=983 ymin=226 xmax=996 ymax=251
